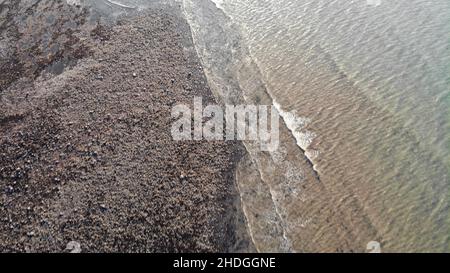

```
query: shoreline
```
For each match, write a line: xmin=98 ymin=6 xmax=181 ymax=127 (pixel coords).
xmin=0 ymin=1 xmax=254 ymax=252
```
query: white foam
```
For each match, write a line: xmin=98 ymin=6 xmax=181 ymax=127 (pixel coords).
xmin=284 ymin=162 xmax=305 ymax=195
xmin=273 ymin=100 xmax=317 ymax=152
xmin=272 ymin=100 xmax=320 ymax=173
xmin=211 ymin=0 xmax=225 ymax=10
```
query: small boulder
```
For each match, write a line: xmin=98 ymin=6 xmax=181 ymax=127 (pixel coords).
xmin=66 ymin=241 xmax=82 ymax=253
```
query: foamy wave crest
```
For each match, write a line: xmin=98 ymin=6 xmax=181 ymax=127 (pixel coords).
xmin=273 ymin=100 xmax=318 ymax=156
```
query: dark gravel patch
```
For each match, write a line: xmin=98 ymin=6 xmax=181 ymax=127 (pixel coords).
xmin=0 ymin=3 xmax=251 ymax=253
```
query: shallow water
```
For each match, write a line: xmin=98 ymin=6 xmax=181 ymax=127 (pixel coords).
xmin=182 ymin=0 xmax=450 ymax=252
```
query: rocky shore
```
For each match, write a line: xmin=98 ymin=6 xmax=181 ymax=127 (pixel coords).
xmin=0 ymin=0 xmax=253 ymax=252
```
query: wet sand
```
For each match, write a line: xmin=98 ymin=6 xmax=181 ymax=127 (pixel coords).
xmin=0 ymin=1 xmax=254 ymax=252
